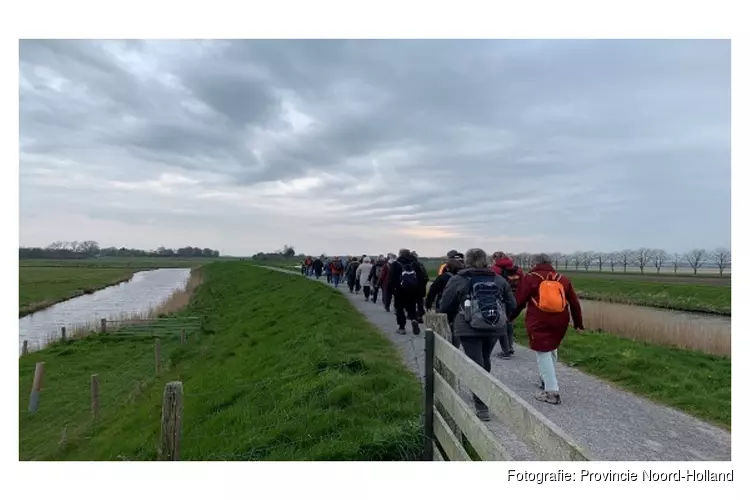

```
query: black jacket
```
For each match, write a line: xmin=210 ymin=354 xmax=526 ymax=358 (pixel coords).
xmin=425 ymin=271 xmax=453 ymax=310
xmin=387 ymin=256 xmax=426 ymax=294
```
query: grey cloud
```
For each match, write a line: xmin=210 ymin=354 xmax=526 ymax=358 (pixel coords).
xmin=19 ymin=39 xmax=731 ymax=255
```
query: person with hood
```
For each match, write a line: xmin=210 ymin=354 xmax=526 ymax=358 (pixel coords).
xmin=411 ymin=251 xmax=429 ymax=323
xmin=388 ymin=249 xmax=426 ymax=335
xmin=345 ymin=257 xmax=360 ymax=293
xmin=438 ymin=248 xmax=516 ymax=421
xmin=509 ymin=253 xmax=584 ymax=405
xmin=312 ymin=256 xmax=324 ymax=279
xmin=330 ymin=256 xmax=345 ymax=287
xmin=490 ymin=252 xmax=525 ymax=358
xmin=356 ymin=257 xmax=374 ymax=301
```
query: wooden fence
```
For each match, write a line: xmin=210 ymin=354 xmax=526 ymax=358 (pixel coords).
xmin=422 ymin=312 xmax=592 ymax=461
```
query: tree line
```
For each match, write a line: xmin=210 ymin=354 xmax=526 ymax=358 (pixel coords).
xmin=506 ymin=248 xmax=731 ymax=275
xmin=19 ymin=240 xmax=221 ymax=260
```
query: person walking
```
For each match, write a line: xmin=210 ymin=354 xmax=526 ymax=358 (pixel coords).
xmin=380 ymin=253 xmax=397 ymax=312
xmin=345 ymin=257 xmax=360 ymax=293
xmin=509 ymin=253 xmax=584 ymax=405
xmin=369 ymin=255 xmax=386 ymax=304
xmin=357 ymin=257 xmax=374 ymax=301
xmin=330 ymin=256 xmax=344 ymax=287
xmin=388 ymin=249 xmax=426 ymax=335
xmin=426 ymin=255 xmax=464 ymax=312
xmin=411 ymin=251 xmax=429 ymax=323
xmin=438 ymin=248 xmax=516 ymax=421
xmin=312 ymin=256 xmax=324 ymax=279
xmin=438 ymin=249 xmax=463 ymax=276
xmin=490 ymin=252 xmax=525 ymax=358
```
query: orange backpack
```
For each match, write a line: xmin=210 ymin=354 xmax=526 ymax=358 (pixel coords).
xmin=530 ymin=272 xmax=567 ymax=313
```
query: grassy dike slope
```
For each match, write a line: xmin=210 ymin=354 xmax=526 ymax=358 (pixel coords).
xmin=19 ymin=263 xmax=422 ymax=460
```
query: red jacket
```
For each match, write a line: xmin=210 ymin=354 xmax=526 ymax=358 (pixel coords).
xmin=379 ymin=262 xmax=390 ymax=288
xmin=511 ymin=264 xmax=584 ymax=352
xmin=490 ymin=257 xmax=524 ymax=279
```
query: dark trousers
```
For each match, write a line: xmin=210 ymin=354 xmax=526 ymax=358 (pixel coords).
xmin=371 ymin=285 xmax=380 ymax=302
xmin=363 ymin=285 xmax=371 ymax=300
xmin=394 ymin=291 xmax=418 ymax=329
xmin=459 ymin=336 xmax=499 ymax=412
xmin=416 ymin=286 xmax=426 ymax=318
xmin=498 ymin=322 xmax=515 ymax=354
xmin=382 ymin=286 xmax=392 ymax=310
xmin=326 ymin=273 xmax=332 ymax=283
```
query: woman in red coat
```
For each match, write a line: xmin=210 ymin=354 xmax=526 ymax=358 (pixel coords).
xmin=510 ymin=253 xmax=584 ymax=405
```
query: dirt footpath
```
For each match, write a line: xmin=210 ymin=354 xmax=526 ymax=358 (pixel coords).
xmin=267 ymin=266 xmax=731 ymax=461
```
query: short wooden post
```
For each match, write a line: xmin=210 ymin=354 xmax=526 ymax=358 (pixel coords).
xmin=91 ymin=374 xmax=100 ymax=420
xmin=423 ymin=328 xmax=436 ymax=461
xmin=61 ymin=326 xmax=66 ymax=342
xmin=21 ymin=340 xmax=28 ymax=356
xmin=100 ymin=318 xmax=107 ymax=333
xmin=28 ymin=361 xmax=45 ymax=413
xmin=159 ymin=381 xmax=184 ymax=461
xmin=155 ymin=338 xmax=161 ymax=376
xmin=180 ymin=329 xmax=186 ymax=344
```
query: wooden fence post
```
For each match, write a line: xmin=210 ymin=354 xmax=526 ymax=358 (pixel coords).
xmin=155 ymin=338 xmax=161 ymax=376
xmin=61 ymin=326 xmax=66 ymax=342
xmin=159 ymin=381 xmax=184 ymax=461
xmin=180 ymin=329 xmax=186 ymax=344
xmin=28 ymin=362 xmax=45 ymax=413
xmin=424 ymin=313 xmax=463 ymax=441
xmin=21 ymin=340 xmax=28 ymax=356
xmin=423 ymin=328 xmax=436 ymax=461
xmin=91 ymin=374 xmax=100 ymax=420
xmin=100 ymin=318 xmax=107 ymax=333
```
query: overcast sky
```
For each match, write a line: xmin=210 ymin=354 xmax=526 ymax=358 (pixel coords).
xmin=19 ymin=39 xmax=730 ymax=257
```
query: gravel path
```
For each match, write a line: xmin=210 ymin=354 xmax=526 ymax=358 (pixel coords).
xmin=266 ymin=266 xmax=731 ymax=461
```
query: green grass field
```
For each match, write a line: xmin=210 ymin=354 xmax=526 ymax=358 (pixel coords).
xmin=570 ymin=276 xmax=730 ymax=315
xmin=512 ymin=321 xmax=731 ymax=428
xmin=19 ymin=263 xmax=422 ymax=461
xmin=19 ymin=267 xmax=137 ymax=317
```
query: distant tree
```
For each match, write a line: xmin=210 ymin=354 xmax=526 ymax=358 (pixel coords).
xmin=607 ymin=252 xmax=618 ymax=272
xmin=561 ymin=253 xmax=570 ymax=270
xmin=634 ymin=248 xmax=654 ymax=274
xmin=618 ymin=249 xmax=634 ymax=273
xmin=685 ymin=249 xmax=708 ymax=275
xmin=712 ymin=248 xmax=731 ymax=276
xmin=672 ymin=253 xmax=682 ymax=274
xmin=549 ymin=252 xmax=562 ymax=268
xmin=594 ymin=252 xmax=605 ymax=272
xmin=581 ymin=251 xmax=594 ymax=271
xmin=572 ymin=252 xmax=582 ymax=270
xmin=283 ymin=245 xmax=296 ymax=258
xmin=652 ymin=249 xmax=668 ymax=274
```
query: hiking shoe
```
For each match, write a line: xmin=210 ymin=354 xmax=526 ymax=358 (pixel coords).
xmin=411 ymin=320 xmax=421 ymax=335
xmin=535 ymin=391 xmax=561 ymax=405
xmin=475 ymin=409 xmax=490 ymax=422
xmin=385 ymin=307 xmax=391 ymax=313
xmin=508 ymin=348 xmax=515 ymax=355
xmin=497 ymin=351 xmax=512 ymax=359
xmin=397 ymin=328 xmax=407 ymax=335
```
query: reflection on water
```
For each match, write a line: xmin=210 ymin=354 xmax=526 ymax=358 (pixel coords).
xmin=19 ymin=268 xmax=190 ymax=352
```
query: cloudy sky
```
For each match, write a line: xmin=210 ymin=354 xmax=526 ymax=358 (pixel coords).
xmin=19 ymin=39 xmax=730 ymax=257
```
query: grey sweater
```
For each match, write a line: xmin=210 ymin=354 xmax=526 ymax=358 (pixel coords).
xmin=438 ymin=267 xmax=517 ymax=338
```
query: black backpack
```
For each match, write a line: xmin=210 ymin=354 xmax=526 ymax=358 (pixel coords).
xmin=400 ymin=261 xmax=419 ymax=289
xmin=501 ymin=266 xmax=522 ymax=292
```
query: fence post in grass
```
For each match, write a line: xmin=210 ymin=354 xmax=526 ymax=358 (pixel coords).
xmin=180 ymin=329 xmax=186 ymax=344
xmin=155 ymin=338 xmax=162 ymax=376
xmin=159 ymin=381 xmax=183 ymax=461
xmin=91 ymin=374 xmax=100 ymax=420
xmin=21 ymin=340 xmax=28 ymax=356
xmin=28 ymin=362 xmax=45 ymax=414
xmin=423 ymin=328 xmax=436 ymax=461
xmin=61 ymin=326 xmax=66 ymax=342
